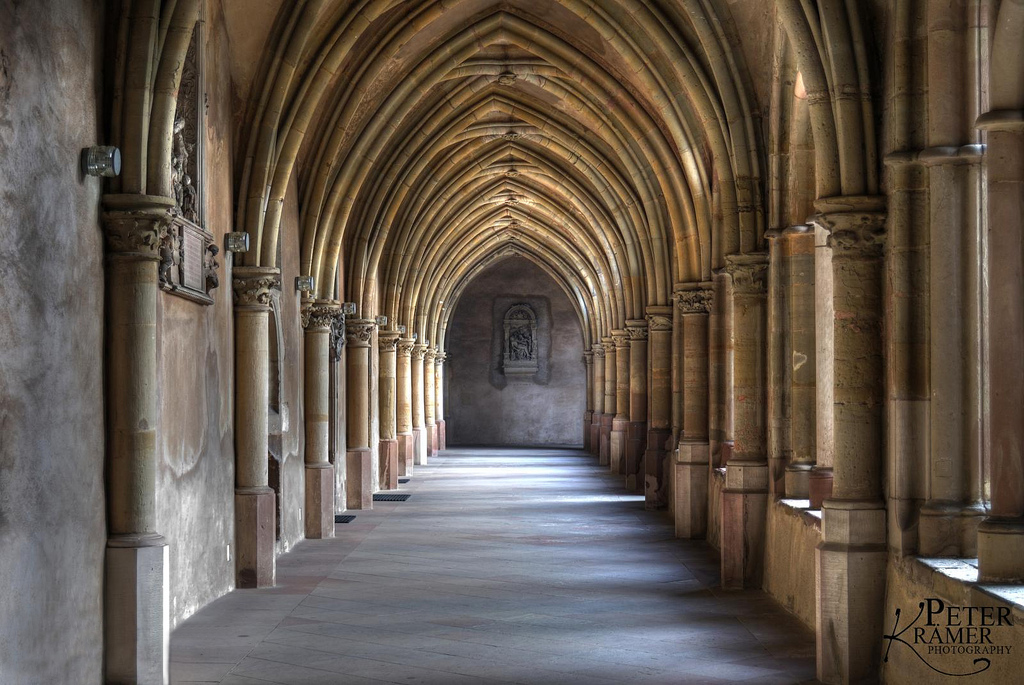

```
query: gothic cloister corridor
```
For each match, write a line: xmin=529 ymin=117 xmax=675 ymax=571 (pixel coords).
xmin=170 ymin=448 xmax=814 ymax=685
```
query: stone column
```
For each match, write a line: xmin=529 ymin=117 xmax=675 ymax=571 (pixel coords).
xmin=624 ymin=324 xmax=648 ymax=487
xmin=600 ymin=336 xmax=616 ymax=466
xmin=813 ymin=198 xmax=888 ymax=685
xmin=709 ymin=272 xmax=735 ymax=467
xmin=303 ymin=302 xmax=342 ymax=535
xmin=610 ymin=330 xmax=631 ymax=475
xmin=233 ymin=267 xmax=280 ymax=588
xmin=765 ymin=231 xmax=791 ymax=498
xmin=435 ymin=352 xmax=447 ymax=451
xmin=784 ymin=227 xmax=817 ymax=498
xmin=644 ymin=307 xmax=673 ymax=508
xmin=674 ymin=284 xmax=713 ymax=538
xmin=976 ymin=112 xmax=1024 ymax=581
xmin=396 ymin=337 xmax=415 ymax=475
xmin=412 ymin=343 xmax=428 ymax=465
xmin=424 ymin=347 xmax=437 ymax=457
xmin=810 ymin=222 xmax=835 ymax=507
xmin=583 ymin=351 xmax=595 ymax=451
xmin=720 ymin=253 xmax=769 ymax=590
xmin=591 ymin=345 xmax=606 ymax=456
xmin=102 ymin=194 xmax=174 ymax=683
xmin=378 ymin=330 xmax=400 ymax=490
xmin=344 ymin=318 xmax=376 ymax=510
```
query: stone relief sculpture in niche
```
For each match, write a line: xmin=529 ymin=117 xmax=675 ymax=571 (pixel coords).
xmin=502 ymin=304 xmax=539 ymax=376
xmin=159 ymin=19 xmax=219 ymax=305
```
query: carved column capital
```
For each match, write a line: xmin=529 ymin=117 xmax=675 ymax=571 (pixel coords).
xmin=102 ymin=194 xmax=177 ymax=260
xmin=345 ymin=318 xmax=376 ymax=348
xmin=814 ymin=209 xmax=887 ymax=259
xmin=624 ymin=320 xmax=649 ymax=341
xmin=397 ymin=338 xmax=416 ymax=357
xmin=612 ymin=329 xmax=631 ymax=349
xmin=592 ymin=344 xmax=605 ymax=358
xmin=232 ymin=266 xmax=281 ymax=310
xmin=378 ymin=330 xmax=401 ymax=352
xmin=436 ymin=352 xmax=447 ymax=364
xmin=645 ymin=306 xmax=673 ymax=332
xmin=725 ymin=253 xmax=769 ymax=296
xmin=330 ymin=314 xmax=348 ymax=362
xmin=583 ymin=351 xmax=594 ymax=364
xmin=675 ymin=283 xmax=715 ymax=315
xmin=424 ymin=348 xmax=438 ymax=363
xmin=302 ymin=300 xmax=342 ymax=331
xmin=411 ymin=344 xmax=428 ymax=361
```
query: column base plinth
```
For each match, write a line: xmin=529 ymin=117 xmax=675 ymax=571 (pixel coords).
xmin=305 ymin=464 xmax=336 ymax=538
xmin=427 ymin=424 xmax=437 ymax=457
xmin=808 ymin=466 xmax=833 ymax=509
xmin=104 ymin=535 xmax=169 ymax=685
xmin=599 ymin=415 xmax=613 ymax=466
xmin=397 ymin=433 xmax=414 ymax=476
xmin=589 ymin=414 xmax=603 ymax=457
xmin=413 ymin=427 xmax=427 ymax=465
xmin=674 ymin=442 xmax=710 ymax=537
xmin=610 ymin=417 xmax=628 ymax=476
xmin=721 ymin=460 xmax=768 ymax=589
xmin=643 ymin=427 xmax=670 ymax=509
xmin=378 ymin=439 xmax=399 ymax=490
xmin=235 ymin=487 xmax=276 ymax=588
xmin=816 ymin=500 xmax=886 ymax=684
xmin=919 ymin=500 xmax=986 ymax=557
xmin=977 ymin=516 xmax=1024 ymax=582
xmin=436 ymin=419 xmax=446 ymax=450
xmin=784 ymin=463 xmax=813 ymax=499
xmin=583 ymin=411 xmax=594 ymax=451
xmin=344 ymin=450 xmax=373 ymax=510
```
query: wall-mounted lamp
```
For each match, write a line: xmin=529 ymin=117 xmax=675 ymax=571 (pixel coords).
xmin=295 ymin=275 xmax=315 ymax=294
xmin=224 ymin=232 xmax=250 ymax=253
xmin=81 ymin=146 xmax=122 ymax=177
xmin=398 ymin=325 xmax=407 ymax=335
xmin=375 ymin=315 xmax=388 ymax=327
xmin=342 ymin=302 xmax=357 ymax=316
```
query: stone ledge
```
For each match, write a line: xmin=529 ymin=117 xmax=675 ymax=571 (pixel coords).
xmin=916 ymin=557 xmax=1024 ymax=612
xmin=778 ymin=497 xmax=823 ymax=527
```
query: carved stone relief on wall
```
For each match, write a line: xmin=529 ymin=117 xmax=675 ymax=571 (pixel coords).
xmin=490 ymin=297 xmax=551 ymax=386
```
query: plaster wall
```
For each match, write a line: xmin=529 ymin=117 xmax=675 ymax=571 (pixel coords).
xmin=0 ymin=1 xmax=106 ymax=681
xmin=447 ymin=258 xmax=585 ymax=446
xmin=763 ymin=501 xmax=820 ymax=629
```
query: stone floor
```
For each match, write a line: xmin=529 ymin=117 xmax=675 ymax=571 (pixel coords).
xmin=171 ymin=447 xmax=816 ymax=684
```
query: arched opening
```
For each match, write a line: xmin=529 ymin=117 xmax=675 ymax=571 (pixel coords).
xmin=446 ymin=256 xmax=585 ymax=446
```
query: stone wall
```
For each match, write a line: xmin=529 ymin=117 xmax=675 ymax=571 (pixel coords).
xmin=447 ymin=258 xmax=585 ymax=446
xmin=0 ymin=1 xmax=106 ymax=681
xmin=763 ymin=501 xmax=820 ymax=629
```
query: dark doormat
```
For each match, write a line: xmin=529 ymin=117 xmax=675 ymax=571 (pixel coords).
xmin=399 ymin=478 xmax=411 ymax=484
xmin=373 ymin=493 xmax=412 ymax=502
xmin=334 ymin=514 xmax=356 ymax=523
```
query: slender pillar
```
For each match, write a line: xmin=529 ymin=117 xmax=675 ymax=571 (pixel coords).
xmin=720 ymin=253 xmax=769 ymax=590
xmin=233 ymin=267 xmax=280 ymax=588
xmin=378 ymin=330 xmax=400 ymax=490
xmin=591 ymin=345 xmax=606 ymax=456
xmin=610 ymin=330 xmax=630 ymax=475
xmin=976 ymin=111 xmax=1024 ymax=581
xmin=813 ymin=199 xmax=888 ymax=684
xmin=583 ymin=351 xmax=595 ymax=451
xmin=600 ymin=336 xmax=616 ymax=466
xmin=765 ymin=231 xmax=791 ymax=498
xmin=424 ymin=348 xmax=437 ymax=457
xmin=412 ymin=343 xmax=428 ymax=465
xmin=303 ymin=302 xmax=342 ymax=534
xmin=674 ymin=284 xmax=713 ymax=538
xmin=102 ymin=195 xmax=175 ymax=684
xmin=344 ymin=319 xmax=376 ymax=510
xmin=623 ymin=323 xmax=646 ymax=488
xmin=396 ymin=337 xmax=415 ymax=476
xmin=435 ymin=352 xmax=447 ymax=451
xmin=644 ymin=307 xmax=672 ymax=508
xmin=810 ymin=222 xmax=835 ymax=507
xmin=710 ymin=272 xmax=735 ymax=467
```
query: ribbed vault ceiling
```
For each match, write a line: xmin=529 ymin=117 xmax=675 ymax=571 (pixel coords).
xmin=234 ymin=0 xmax=767 ymax=347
